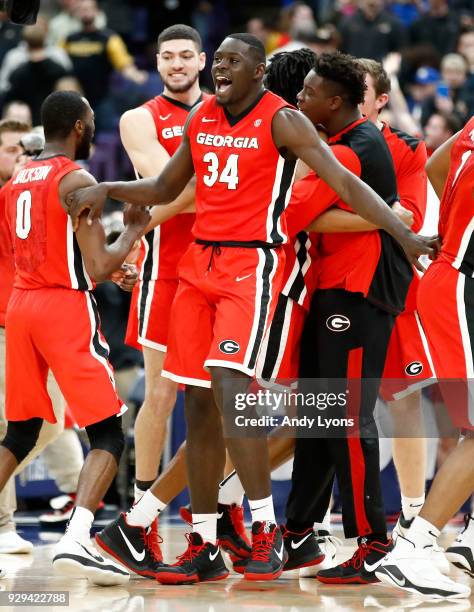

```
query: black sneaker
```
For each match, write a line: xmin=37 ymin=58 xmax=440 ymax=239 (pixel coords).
xmin=446 ymin=514 xmax=474 ymax=577
xmin=244 ymin=521 xmax=287 ymax=581
xmin=95 ymin=513 xmax=197 ymax=584
xmin=217 ymin=503 xmax=252 ymax=560
xmin=171 ymin=532 xmax=229 ymax=582
xmin=317 ymin=538 xmax=392 ymax=584
xmin=281 ymin=525 xmax=325 ymax=571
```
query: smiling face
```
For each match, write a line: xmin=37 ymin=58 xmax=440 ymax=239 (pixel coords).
xmin=212 ymin=37 xmax=265 ymax=107
xmin=157 ymin=38 xmax=205 ymax=94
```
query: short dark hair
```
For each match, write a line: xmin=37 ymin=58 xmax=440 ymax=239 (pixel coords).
xmin=434 ymin=111 xmax=463 ymax=135
xmin=265 ymin=48 xmax=317 ymax=106
xmin=314 ymin=52 xmax=367 ymax=107
xmin=41 ymin=91 xmax=89 ymax=140
xmin=227 ymin=33 xmax=266 ymax=64
xmin=157 ymin=25 xmax=202 ymax=52
xmin=358 ymin=58 xmax=391 ymax=96
xmin=0 ymin=119 xmax=31 ymax=145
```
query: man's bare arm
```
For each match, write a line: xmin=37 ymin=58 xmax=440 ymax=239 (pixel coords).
xmin=426 ymin=131 xmax=459 ymax=200
xmin=59 ymin=170 xmax=150 ymax=281
xmin=272 ymin=108 xmax=437 ymax=267
xmin=309 ymin=203 xmax=414 ymax=233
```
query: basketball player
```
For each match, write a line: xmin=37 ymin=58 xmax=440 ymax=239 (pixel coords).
xmin=0 ymin=90 xmax=154 ymax=586
xmin=68 ymin=35 xmax=436 ymax=584
xmin=376 ymin=118 xmax=474 ymax=599
xmin=120 ymin=24 xmax=251 ymax=567
xmin=0 ymin=119 xmax=63 ymax=555
xmin=277 ymin=53 xmax=419 ymax=584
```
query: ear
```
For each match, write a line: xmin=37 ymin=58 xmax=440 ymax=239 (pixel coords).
xmin=254 ymin=62 xmax=266 ymax=81
xmin=329 ymin=96 xmax=343 ymax=111
xmin=375 ymin=93 xmax=389 ymax=112
xmin=156 ymin=53 xmax=160 ymax=72
xmin=199 ymin=51 xmax=206 ymax=71
xmin=74 ymin=119 xmax=84 ymax=137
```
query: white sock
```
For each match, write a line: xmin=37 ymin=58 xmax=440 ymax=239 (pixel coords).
xmin=126 ymin=489 xmax=166 ymax=528
xmin=401 ymin=494 xmax=425 ymax=521
xmin=65 ymin=506 xmax=94 ymax=543
xmin=134 ymin=484 xmax=146 ymax=504
xmin=314 ymin=507 xmax=331 ymax=533
xmin=218 ymin=470 xmax=245 ymax=506
xmin=192 ymin=513 xmax=217 ymax=544
xmin=408 ymin=515 xmax=440 ymax=549
xmin=249 ymin=495 xmax=275 ymax=524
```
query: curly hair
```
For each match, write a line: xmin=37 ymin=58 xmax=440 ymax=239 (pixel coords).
xmin=314 ymin=52 xmax=367 ymax=106
xmin=264 ymin=48 xmax=317 ymax=106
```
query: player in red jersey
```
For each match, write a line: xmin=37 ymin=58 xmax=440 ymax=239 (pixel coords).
xmin=0 ymin=90 xmax=158 ymax=586
xmin=68 ymin=34 xmax=436 ymax=584
xmin=376 ymin=119 xmax=474 ymax=599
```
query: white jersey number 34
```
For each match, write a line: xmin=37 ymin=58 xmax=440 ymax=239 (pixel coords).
xmin=202 ymin=153 xmax=239 ymax=190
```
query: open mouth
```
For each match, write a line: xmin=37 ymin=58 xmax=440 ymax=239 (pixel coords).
xmin=215 ymin=75 xmax=232 ymax=95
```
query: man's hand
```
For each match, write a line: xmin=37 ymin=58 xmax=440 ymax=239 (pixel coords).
xmin=398 ymin=232 xmax=440 ymax=272
xmin=123 ymin=203 xmax=151 ymax=232
xmin=392 ymin=202 xmax=414 ymax=228
xmin=111 ymin=263 xmax=138 ymax=291
xmin=66 ymin=183 xmax=109 ymax=230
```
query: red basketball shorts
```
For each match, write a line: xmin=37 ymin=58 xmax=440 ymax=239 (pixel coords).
xmin=126 ymin=278 xmax=178 ymax=352
xmin=6 ymin=287 xmax=125 ymax=428
xmin=379 ymin=309 xmax=435 ymax=401
xmin=162 ymin=242 xmax=284 ymax=387
xmin=256 ymin=293 xmax=307 ymax=387
xmin=417 ymin=260 xmax=474 ymax=430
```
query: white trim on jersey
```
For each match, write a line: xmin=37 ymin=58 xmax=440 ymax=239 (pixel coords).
xmin=456 ymin=273 xmax=474 ymax=426
xmin=161 ymin=369 xmax=212 ymax=388
xmin=204 ymin=359 xmax=255 ymax=377
xmin=414 ymin=310 xmax=437 ymax=378
xmin=266 ymin=156 xmax=285 ymax=243
xmin=66 ymin=216 xmax=78 ymax=290
xmin=452 ymin=215 xmax=474 ymax=274
xmin=281 ymin=234 xmax=312 ymax=305
xmin=85 ymin=292 xmax=116 ymax=388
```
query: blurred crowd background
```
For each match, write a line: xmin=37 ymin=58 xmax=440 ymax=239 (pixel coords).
xmin=1 ymin=0 xmax=473 ymax=517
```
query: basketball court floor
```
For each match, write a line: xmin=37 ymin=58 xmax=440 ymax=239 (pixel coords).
xmin=0 ymin=522 xmax=472 ymax=612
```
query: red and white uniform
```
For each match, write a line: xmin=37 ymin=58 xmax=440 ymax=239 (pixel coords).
xmin=0 ymin=187 xmax=15 ymax=328
xmin=417 ymin=117 xmax=474 ymax=429
xmin=378 ymin=124 xmax=436 ymax=401
xmin=4 ymin=156 xmax=123 ymax=427
xmin=162 ymin=91 xmax=295 ymax=386
xmin=125 ymin=94 xmax=197 ymax=351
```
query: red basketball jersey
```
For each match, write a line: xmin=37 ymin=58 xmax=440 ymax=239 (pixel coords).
xmin=187 ymin=91 xmax=296 ymax=244
xmin=4 ymin=155 xmax=93 ymax=291
xmin=0 ymin=186 xmax=15 ymax=325
xmin=438 ymin=117 xmax=474 ymax=274
xmin=136 ymin=94 xmax=198 ymax=280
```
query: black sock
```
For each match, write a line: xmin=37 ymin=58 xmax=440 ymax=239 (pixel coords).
xmin=135 ymin=479 xmax=156 ymax=492
xmin=286 ymin=519 xmax=314 ymax=533
xmin=359 ymin=533 xmax=389 ymax=545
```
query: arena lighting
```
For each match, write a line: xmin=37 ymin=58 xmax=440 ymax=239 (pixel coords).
xmin=4 ymin=0 xmax=40 ymax=24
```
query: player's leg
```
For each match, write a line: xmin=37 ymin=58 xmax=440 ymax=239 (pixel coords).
xmin=376 ymin=264 xmax=472 ymax=598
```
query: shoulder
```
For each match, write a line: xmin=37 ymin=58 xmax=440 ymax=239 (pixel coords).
xmin=59 ymin=168 xmax=96 ymax=196
xmin=120 ymin=105 xmax=155 ymax=130
xmin=385 ymin=124 xmax=422 ymax=152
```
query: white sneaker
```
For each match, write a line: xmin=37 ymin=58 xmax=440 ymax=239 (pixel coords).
xmin=53 ymin=535 xmax=129 ymax=586
xmin=375 ymin=536 xmax=471 ymax=599
xmin=39 ymin=494 xmax=75 ymax=525
xmin=432 ymin=542 xmax=451 ymax=575
xmin=0 ymin=530 xmax=33 ymax=554
xmin=299 ymin=530 xmax=342 ymax=577
xmin=446 ymin=514 xmax=474 ymax=578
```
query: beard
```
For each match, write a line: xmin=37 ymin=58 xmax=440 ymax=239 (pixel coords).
xmin=76 ymin=123 xmax=93 ymax=160
xmin=162 ymin=71 xmax=199 ymax=94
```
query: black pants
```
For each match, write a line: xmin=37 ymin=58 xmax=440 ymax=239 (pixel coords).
xmin=286 ymin=289 xmax=395 ymax=538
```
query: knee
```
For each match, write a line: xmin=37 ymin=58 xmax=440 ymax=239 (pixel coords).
xmin=85 ymin=415 xmax=124 ymax=464
xmin=1 ymin=418 xmax=43 ymax=463
xmin=145 ymin=379 xmax=177 ymax=415
xmin=185 ymin=387 xmax=219 ymax=430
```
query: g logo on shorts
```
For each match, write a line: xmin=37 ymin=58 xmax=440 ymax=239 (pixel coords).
xmin=405 ymin=361 xmax=423 ymax=376
xmin=326 ymin=314 xmax=351 ymax=332
xmin=219 ymin=340 xmax=240 ymax=354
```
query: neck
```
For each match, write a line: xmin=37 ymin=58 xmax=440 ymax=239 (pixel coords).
xmin=225 ymin=85 xmax=265 ymax=117
xmin=39 ymin=141 xmax=75 ymax=160
xmin=82 ymin=23 xmax=96 ymax=33
xmin=163 ymin=81 xmax=202 ymax=106
xmin=325 ymin=108 xmax=362 ymax=136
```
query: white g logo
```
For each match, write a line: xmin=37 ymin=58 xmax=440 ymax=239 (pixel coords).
xmin=219 ymin=340 xmax=240 ymax=354
xmin=326 ymin=314 xmax=351 ymax=332
xmin=405 ymin=361 xmax=423 ymax=376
